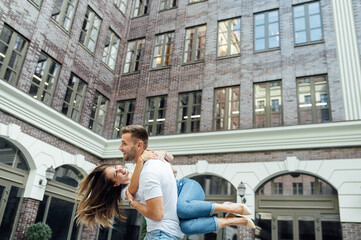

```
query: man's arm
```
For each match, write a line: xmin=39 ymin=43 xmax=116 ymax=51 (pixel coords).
xmin=126 ymin=190 xmax=164 ymax=221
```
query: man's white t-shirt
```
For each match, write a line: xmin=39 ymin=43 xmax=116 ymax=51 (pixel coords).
xmin=137 ymin=159 xmax=183 ymax=238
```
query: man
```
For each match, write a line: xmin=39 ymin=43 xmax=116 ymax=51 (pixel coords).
xmin=119 ymin=125 xmax=183 ymax=240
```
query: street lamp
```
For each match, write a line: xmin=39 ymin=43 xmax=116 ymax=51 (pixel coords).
xmin=237 ymin=181 xmax=247 ymax=204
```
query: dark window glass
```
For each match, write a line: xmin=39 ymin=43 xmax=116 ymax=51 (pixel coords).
xmin=54 ymin=165 xmax=83 ymax=187
xmin=0 ymin=186 xmax=24 ymax=239
xmin=46 ymin=197 xmax=74 ymax=240
xmin=321 ymin=221 xmax=342 ymax=240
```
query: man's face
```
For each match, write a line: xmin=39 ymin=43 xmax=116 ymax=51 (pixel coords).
xmin=119 ymin=133 xmax=141 ymax=162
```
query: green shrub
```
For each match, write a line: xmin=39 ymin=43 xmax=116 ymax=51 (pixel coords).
xmin=26 ymin=222 xmax=52 ymax=240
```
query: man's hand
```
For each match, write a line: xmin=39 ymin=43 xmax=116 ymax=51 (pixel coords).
xmin=125 ymin=188 xmax=134 ymax=201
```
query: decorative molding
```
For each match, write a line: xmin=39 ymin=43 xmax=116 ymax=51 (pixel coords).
xmin=1 ymin=81 xmax=361 ymax=160
xmin=332 ymin=0 xmax=361 ymax=120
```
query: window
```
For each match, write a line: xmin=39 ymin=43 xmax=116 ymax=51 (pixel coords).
xmin=0 ymin=138 xmax=29 ymax=171
xmin=88 ymin=92 xmax=109 ymax=135
xmin=293 ymin=183 xmax=303 ymax=195
xmin=217 ymin=18 xmax=241 ymax=58
xmin=133 ymin=0 xmax=149 ymax=17
xmin=293 ymin=1 xmax=323 ymax=45
xmin=144 ymin=96 xmax=167 ymax=136
xmin=114 ymin=0 xmax=128 ymax=14
xmin=79 ymin=7 xmax=101 ymax=53
xmin=102 ymin=29 xmax=120 ymax=70
xmin=183 ymin=25 xmax=206 ymax=64
xmin=51 ymin=0 xmax=78 ymax=32
xmin=112 ymin=99 xmax=136 ymax=138
xmin=274 ymin=183 xmax=283 ymax=195
xmin=0 ymin=25 xmax=29 ymax=86
xmin=254 ymin=10 xmax=280 ymax=51
xmin=254 ymin=81 xmax=283 ymax=128
xmin=297 ymin=75 xmax=331 ymax=124
xmin=29 ymin=52 xmax=61 ymax=106
xmin=189 ymin=0 xmax=206 ymax=3
xmin=177 ymin=91 xmax=202 ymax=133
xmin=191 ymin=175 xmax=236 ymax=197
xmin=28 ymin=0 xmax=43 ymax=7
xmin=61 ymin=74 xmax=87 ymax=122
xmin=123 ymin=38 xmax=145 ymax=74
xmin=160 ymin=0 xmax=176 ymax=11
xmin=214 ymin=86 xmax=240 ymax=130
xmin=152 ymin=32 xmax=174 ymax=68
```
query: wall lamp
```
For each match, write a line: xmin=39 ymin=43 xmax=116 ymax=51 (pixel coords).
xmin=39 ymin=166 xmax=56 ymax=185
xmin=237 ymin=181 xmax=247 ymax=204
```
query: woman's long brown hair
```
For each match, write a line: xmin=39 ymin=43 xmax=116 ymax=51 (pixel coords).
xmin=75 ymin=164 xmax=126 ymax=229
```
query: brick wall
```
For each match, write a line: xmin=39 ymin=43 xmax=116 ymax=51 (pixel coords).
xmin=172 ymin=147 xmax=361 ymax=165
xmin=0 ymin=0 xmax=347 ymax=138
xmin=13 ymin=198 xmax=40 ymax=240
xmin=342 ymin=222 xmax=361 ymax=240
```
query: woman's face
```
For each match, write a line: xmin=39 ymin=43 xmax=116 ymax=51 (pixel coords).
xmin=105 ymin=165 xmax=132 ymax=187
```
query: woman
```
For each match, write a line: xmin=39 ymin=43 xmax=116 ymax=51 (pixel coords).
xmin=76 ymin=150 xmax=255 ymax=235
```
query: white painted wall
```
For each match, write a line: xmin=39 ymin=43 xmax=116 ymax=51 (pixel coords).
xmin=0 ymin=122 xmax=95 ymax=201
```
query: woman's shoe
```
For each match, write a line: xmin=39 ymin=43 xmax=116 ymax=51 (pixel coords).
xmin=223 ymin=202 xmax=251 ymax=215
xmin=225 ymin=213 xmax=256 ymax=229
xmin=246 ymin=218 xmax=256 ymax=229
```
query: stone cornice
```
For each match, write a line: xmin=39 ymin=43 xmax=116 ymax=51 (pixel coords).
xmin=1 ymin=81 xmax=361 ymax=159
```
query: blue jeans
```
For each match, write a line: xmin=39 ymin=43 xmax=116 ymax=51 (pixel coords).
xmin=144 ymin=230 xmax=182 ymax=240
xmin=177 ymin=178 xmax=219 ymax=236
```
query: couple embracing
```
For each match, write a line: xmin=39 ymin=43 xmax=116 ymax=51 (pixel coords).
xmin=76 ymin=125 xmax=255 ymax=240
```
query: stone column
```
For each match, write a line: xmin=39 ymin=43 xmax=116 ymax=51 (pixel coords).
xmin=13 ymin=198 xmax=40 ymax=240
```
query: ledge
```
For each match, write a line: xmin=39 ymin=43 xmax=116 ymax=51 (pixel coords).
xmin=1 ymin=81 xmax=361 ymax=159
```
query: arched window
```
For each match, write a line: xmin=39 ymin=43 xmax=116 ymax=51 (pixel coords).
xmin=191 ymin=175 xmax=236 ymax=202
xmin=255 ymin=173 xmax=342 ymax=240
xmin=0 ymin=137 xmax=29 ymax=171
xmin=54 ymin=165 xmax=83 ymax=187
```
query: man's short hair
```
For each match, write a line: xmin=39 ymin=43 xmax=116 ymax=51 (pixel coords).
xmin=121 ymin=125 xmax=148 ymax=149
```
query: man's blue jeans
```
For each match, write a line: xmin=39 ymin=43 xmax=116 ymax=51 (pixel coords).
xmin=144 ymin=230 xmax=182 ymax=240
xmin=177 ymin=178 xmax=219 ymax=236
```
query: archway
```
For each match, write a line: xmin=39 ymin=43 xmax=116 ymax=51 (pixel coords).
xmin=255 ymin=173 xmax=342 ymax=240
xmin=0 ymin=137 xmax=30 ymax=239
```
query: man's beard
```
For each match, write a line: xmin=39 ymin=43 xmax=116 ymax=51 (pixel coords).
xmin=124 ymin=146 xmax=137 ymax=162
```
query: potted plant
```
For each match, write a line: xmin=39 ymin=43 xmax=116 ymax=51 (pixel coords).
xmin=26 ymin=222 xmax=52 ymax=240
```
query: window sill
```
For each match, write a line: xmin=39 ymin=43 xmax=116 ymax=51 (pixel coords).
xmin=159 ymin=7 xmax=178 ymax=13
xmin=50 ymin=18 xmax=71 ymax=36
xmin=27 ymin=0 xmax=42 ymax=9
xmin=294 ymin=40 xmax=324 ymax=48
xmin=187 ymin=0 xmax=208 ymax=6
xmin=101 ymin=62 xmax=116 ymax=74
xmin=150 ymin=66 xmax=172 ymax=71
xmin=216 ymin=54 xmax=241 ymax=61
xmin=181 ymin=60 xmax=205 ymax=66
xmin=78 ymin=43 xmax=96 ymax=57
xmin=254 ymin=47 xmax=281 ymax=54
xmin=121 ymin=71 xmax=140 ymax=76
xmin=131 ymin=14 xmax=149 ymax=20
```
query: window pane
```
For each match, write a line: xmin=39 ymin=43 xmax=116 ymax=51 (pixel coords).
xmin=321 ymin=221 xmax=342 ymax=240
xmin=278 ymin=218 xmax=293 ymax=240
xmin=299 ymin=217 xmax=315 ymax=240
xmin=46 ymin=197 xmax=75 ymax=239
xmin=0 ymin=186 xmax=24 ymax=239
xmin=310 ymin=28 xmax=322 ymax=41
